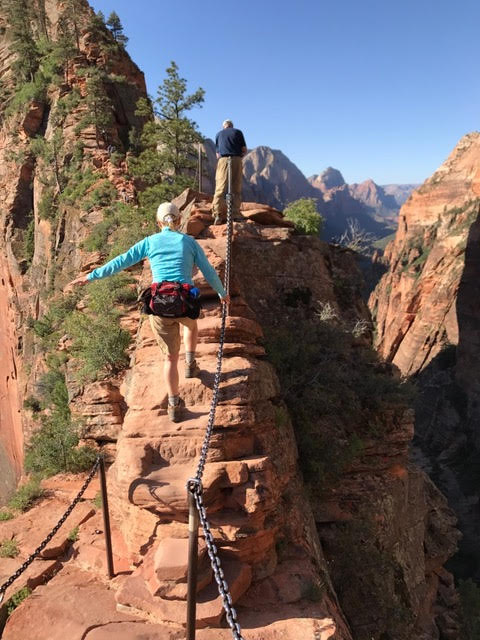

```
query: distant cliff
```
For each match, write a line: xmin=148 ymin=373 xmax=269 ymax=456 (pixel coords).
xmin=370 ymin=131 xmax=480 ymax=584
xmin=200 ymin=146 xmax=416 ymax=241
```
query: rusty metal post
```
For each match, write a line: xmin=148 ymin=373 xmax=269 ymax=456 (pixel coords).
xmin=98 ymin=455 xmax=115 ymax=579
xmin=186 ymin=489 xmax=199 ymax=640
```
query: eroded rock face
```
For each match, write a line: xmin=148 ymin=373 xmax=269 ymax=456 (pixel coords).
xmin=0 ymin=0 xmax=146 ymax=489
xmin=233 ymin=228 xmax=461 ymax=640
xmin=370 ymin=132 xmax=480 ymax=376
xmin=370 ymin=132 xmax=480 ymax=583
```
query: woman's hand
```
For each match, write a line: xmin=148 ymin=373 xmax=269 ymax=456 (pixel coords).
xmin=65 ymin=275 xmax=89 ymax=291
xmin=220 ymin=294 xmax=231 ymax=304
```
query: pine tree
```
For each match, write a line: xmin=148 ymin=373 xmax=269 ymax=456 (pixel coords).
xmin=106 ymin=12 xmax=129 ymax=47
xmin=62 ymin=0 xmax=82 ymax=50
xmin=129 ymin=62 xmax=204 ymax=205
xmin=56 ymin=14 xmax=78 ymax=84
xmin=30 ymin=129 xmax=65 ymax=194
xmin=156 ymin=61 xmax=205 ymax=177
xmin=5 ymin=0 xmax=39 ymax=83
xmin=33 ymin=0 xmax=49 ymax=39
xmin=76 ymin=68 xmax=114 ymax=148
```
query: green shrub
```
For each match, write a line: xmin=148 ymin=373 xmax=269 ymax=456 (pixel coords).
xmin=87 ymin=274 xmax=137 ymax=312
xmin=5 ymin=77 xmax=47 ymax=117
xmin=25 ymin=411 xmax=97 ymax=477
xmin=0 ymin=510 xmax=14 ymax=521
xmin=8 ymin=478 xmax=44 ymax=512
xmin=37 ymin=187 xmax=57 ymax=220
xmin=82 ymin=216 xmax=118 ymax=252
xmin=36 ymin=368 xmax=68 ymax=409
xmin=65 ymin=311 xmax=131 ymax=382
xmin=23 ymin=395 xmax=42 ymax=413
xmin=0 ymin=539 xmax=19 ymax=558
xmin=67 ymin=526 xmax=79 ymax=542
xmin=23 ymin=217 xmax=35 ymax=265
xmin=284 ymin=198 xmax=323 ymax=235
xmin=82 ymin=180 xmax=117 ymax=212
xmin=110 ymin=151 xmax=124 ymax=167
xmin=92 ymin=491 xmax=103 ymax=510
xmin=33 ymin=294 xmax=78 ymax=344
xmin=265 ymin=317 xmax=413 ymax=493
xmin=60 ymin=168 xmax=98 ymax=206
xmin=6 ymin=586 xmax=31 ymax=616
xmin=82 ymin=201 xmax=155 ymax=260
xmin=325 ymin=520 xmax=414 ymax=638
xmin=25 ymin=364 xmax=97 ymax=477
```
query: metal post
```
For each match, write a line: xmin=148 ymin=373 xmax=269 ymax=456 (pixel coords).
xmin=186 ymin=489 xmax=199 ymax=640
xmin=98 ymin=455 xmax=115 ymax=579
xmin=198 ymin=143 xmax=203 ymax=193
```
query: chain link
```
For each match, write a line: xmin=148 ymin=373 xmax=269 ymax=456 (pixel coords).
xmin=188 ymin=160 xmax=245 ymax=640
xmin=194 ymin=489 xmax=243 ymax=639
xmin=0 ymin=456 xmax=101 ymax=603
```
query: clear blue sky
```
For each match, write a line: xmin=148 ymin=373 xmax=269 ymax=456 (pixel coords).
xmin=91 ymin=0 xmax=479 ymax=185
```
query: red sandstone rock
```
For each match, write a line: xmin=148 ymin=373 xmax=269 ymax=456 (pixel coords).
xmin=2 ymin=567 xmax=139 ymax=640
xmin=86 ymin=622 xmax=182 ymax=639
xmin=21 ymin=100 xmax=45 ymax=137
xmin=371 ymin=132 xmax=480 ymax=375
xmin=0 ymin=496 xmax=94 ymax=561
xmin=0 ymin=5 xmax=460 ymax=639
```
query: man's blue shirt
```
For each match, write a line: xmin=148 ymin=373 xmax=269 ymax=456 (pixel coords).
xmin=215 ymin=128 xmax=246 ymax=157
xmin=87 ymin=228 xmax=226 ymax=296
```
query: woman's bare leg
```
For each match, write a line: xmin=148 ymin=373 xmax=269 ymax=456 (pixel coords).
xmin=164 ymin=353 xmax=179 ymax=397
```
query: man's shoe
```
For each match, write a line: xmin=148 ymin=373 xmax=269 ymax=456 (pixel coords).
xmin=168 ymin=397 xmax=185 ymax=423
xmin=185 ymin=359 xmax=201 ymax=378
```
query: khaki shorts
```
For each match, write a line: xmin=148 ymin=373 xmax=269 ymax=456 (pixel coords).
xmin=149 ymin=315 xmax=197 ymax=356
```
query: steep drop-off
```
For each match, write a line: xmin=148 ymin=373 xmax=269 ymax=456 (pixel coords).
xmin=371 ymin=131 xmax=480 ymax=582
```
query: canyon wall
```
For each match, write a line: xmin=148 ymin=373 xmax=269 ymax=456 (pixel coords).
xmin=0 ymin=2 xmax=464 ymax=638
xmin=371 ymin=131 xmax=480 ymax=581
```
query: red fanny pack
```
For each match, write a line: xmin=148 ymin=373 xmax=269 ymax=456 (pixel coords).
xmin=149 ymin=281 xmax=192 ymax=318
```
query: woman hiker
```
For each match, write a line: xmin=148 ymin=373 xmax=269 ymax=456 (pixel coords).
xmin=68 ymin=202 xmax=230 ymax=422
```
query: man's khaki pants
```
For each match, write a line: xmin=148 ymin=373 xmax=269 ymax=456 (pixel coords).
xmin=212 ymin=156 xmax=243 ymax=220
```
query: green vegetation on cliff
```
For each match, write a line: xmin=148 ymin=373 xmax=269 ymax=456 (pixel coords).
xmin=129 ymin=61 xmax=205 ymax=207
xmin=106 ymin=11 xmax=128 ymax=47
xmin=7 ymin=478 xmax=44 ymax=512
xmin=266 ymin=312 xmax=411 ymax=492
xmin=284 ymin=198 xmax=323 ymax=235
xmin=24 ymin=364 xmax=97 ymax=477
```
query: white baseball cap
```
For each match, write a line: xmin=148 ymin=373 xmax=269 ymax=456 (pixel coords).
xmin=156 ymin=202 xmax=180 ymax=223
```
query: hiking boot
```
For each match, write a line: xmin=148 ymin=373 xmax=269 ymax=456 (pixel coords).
xmin=168 ymin=397 xmax=185 ymax=423
xmin=213 ymin=214 xmax=226 ymax=225
xmin=185 ymin=359 xmax=201 ymax=378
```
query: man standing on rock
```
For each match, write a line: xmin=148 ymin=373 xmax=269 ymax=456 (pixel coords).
xmin=212 ymin=119 xmax=247 ymax=224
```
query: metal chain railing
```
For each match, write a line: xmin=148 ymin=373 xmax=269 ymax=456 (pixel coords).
xmin=0 ymin=454 xmax=113 ymax=605
xmin=186 ymin=157 xmax=245 ymax=640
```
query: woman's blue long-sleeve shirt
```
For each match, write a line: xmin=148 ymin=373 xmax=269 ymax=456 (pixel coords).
xmin=87 ymin=228 xmax=227 ymax=297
